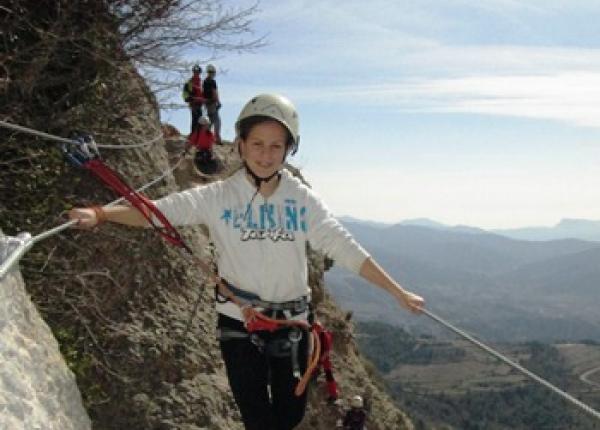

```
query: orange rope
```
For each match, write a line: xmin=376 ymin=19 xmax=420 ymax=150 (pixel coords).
xmin=295 ymin=327 xmax=321 ymax=396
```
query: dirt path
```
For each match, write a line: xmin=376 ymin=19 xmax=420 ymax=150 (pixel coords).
xmin=580 ymin=366 xmax=600 ymax=388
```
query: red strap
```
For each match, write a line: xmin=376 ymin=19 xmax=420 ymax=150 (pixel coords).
xmin=245 ymin=317 xmax=281 ymax=333
xmin=84 ymin=159 xmax=191 ymax=253
xmin=242 ymin=307 xmax=309 ymax=333
xmin=326 ymin=379 xmax=338 ymax=399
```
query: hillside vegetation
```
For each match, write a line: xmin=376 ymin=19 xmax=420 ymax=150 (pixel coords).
xmin=357 ymin=321 xmax=600 ymax=430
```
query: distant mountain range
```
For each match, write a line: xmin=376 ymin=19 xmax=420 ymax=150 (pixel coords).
xmin=493 ymin=218 xmax=600 ymax=242
xmin=327 ymin=218 xmax=600 ymax=342
xmin=338 ymin=216 xmax=600 ymax=242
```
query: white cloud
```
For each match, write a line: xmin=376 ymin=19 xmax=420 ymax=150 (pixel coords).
xmin=222 ymin=70 xmax=600 ymax=128
xmin=195 ymin=0 xmax=600 ymax=132
xmin=221 ymin=0 xmax=600 ymax=81
xmin=411 ymin=72 xmax=600 ymax=127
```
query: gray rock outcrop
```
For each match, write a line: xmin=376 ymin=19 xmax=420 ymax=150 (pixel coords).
xmin=0 ymin=231 xmax=91 ymax=430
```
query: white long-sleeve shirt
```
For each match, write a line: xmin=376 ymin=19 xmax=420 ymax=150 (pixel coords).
xmin=154 ymin=168 xmax=369 ymax=321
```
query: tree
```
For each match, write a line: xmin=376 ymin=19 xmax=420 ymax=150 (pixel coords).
xmin=1 ymin=0 xmax=262 ymax=119
xmin=108 ymin=0 xmax=264 ymax=102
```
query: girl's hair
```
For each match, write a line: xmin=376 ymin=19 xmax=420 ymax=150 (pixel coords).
xmin=237 ymin=115 xmax=294 ymax=149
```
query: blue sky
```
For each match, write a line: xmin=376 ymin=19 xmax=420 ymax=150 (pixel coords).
xmin=161 ymin=0 xmax=600 ymax=229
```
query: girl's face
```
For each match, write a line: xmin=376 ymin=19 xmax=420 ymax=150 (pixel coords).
xmin=240 ymin=120 xmax=288 ymax=178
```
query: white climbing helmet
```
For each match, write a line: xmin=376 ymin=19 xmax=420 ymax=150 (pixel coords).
xmin=198 ymin=116 xmax=211 ymax=126
xmin=235 ymin=93 xmax=300 ymax=155
xmin=351 ymin=395 xmax=363 ymax=408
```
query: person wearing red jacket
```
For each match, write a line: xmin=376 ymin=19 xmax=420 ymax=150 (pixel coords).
xmin=186 ymin=116 xmax=216 ymax=173
xmin=187 ymin=116 xmax=215 ymax=151
xmin=183 ymin=64 xmax=205 ymax=133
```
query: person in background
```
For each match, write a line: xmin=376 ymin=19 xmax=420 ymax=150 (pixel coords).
xmin=203 ymin=63 xmax=221 ymax=144
xmin=183 ymin=64 xmax=204 ymax=133
xmin=312 ymin=322 xmax=338 ymax=403
xmin=342 ymin=395 xmax=367 ymax=430
xmin=186 ymin=116 xmax=216 ymax=173
xmin=186 ymin=116 xmax=215 ymax=159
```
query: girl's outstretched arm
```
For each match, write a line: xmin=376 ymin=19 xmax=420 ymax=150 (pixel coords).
xmin=69 ymin=205 xmax=149 ymax=228
xmin=359 ymin=257 xmax=424 ymax=313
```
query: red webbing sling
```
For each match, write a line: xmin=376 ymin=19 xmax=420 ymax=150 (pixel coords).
xmin=83 ymin=158 xmax=192 ymax=254
xmin=63 ymin=134 xmax=190 ymax=253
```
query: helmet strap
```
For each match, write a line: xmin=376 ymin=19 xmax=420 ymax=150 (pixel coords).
xmin=243 ymin=162 xmax=281 ymax=189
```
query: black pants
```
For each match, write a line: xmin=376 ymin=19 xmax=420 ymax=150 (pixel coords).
xmin=190 ymin=104 xmax=203 ymax=133
xmin=206 ymin=102 xmax=221 ymax=142
xmin=218 ymin=314 xmax=309 ymax=430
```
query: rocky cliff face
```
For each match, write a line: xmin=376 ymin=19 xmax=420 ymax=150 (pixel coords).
xmin=1 ymin=3 xmax=414 ymax=428
xmin=0 ymin=231 xmax=91 ymax=430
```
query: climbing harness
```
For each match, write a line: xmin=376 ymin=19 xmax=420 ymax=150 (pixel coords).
xmin=216 ymin=278 xmax=321 ymax=396
xmin=216 ymin=279 xmax=310 ymax=330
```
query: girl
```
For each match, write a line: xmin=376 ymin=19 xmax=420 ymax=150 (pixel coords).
xmin=69 ymin=93 xmax=424 ymax=430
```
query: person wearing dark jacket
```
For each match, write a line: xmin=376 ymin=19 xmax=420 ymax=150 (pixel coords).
xmin=342 ymin=395 xmax=367 ymax=430
xmin=203 ymin=64 xmax=221 ymax=144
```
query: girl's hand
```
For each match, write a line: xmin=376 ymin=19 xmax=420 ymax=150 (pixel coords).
xmin=68 ymin=207 xmax=100 ymax=229
xmin=397 ymin=290 xmax=425 ymax=314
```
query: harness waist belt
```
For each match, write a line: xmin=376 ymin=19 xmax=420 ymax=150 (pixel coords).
xmin=220 ymin=279 xmax=309 ymax=313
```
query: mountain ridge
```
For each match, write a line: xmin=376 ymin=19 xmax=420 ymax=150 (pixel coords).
xmin=327 ymin=218 xmax=600 ymax=342
xmin=339 ymin=216 xmax=600 ymax=242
